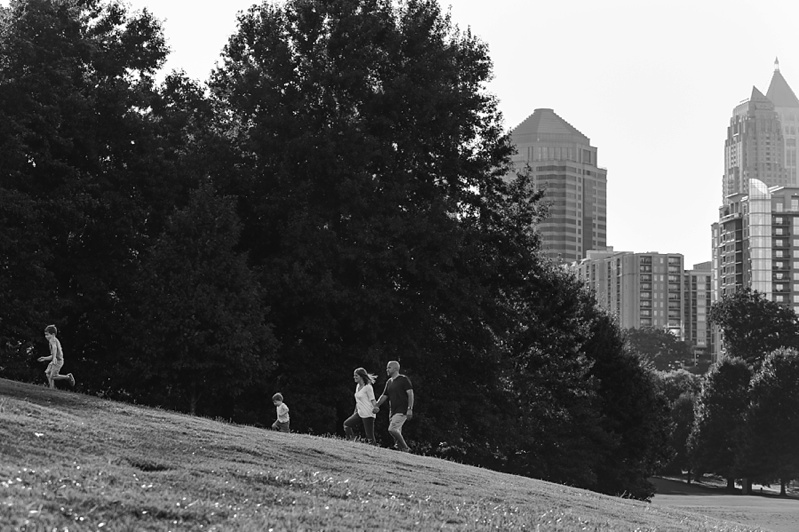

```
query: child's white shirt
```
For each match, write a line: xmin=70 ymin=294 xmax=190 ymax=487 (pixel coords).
xmin=276 ymin=403 xmax=290 ymax=423
xmin=49 ymin=337 xmax=64 ymax=363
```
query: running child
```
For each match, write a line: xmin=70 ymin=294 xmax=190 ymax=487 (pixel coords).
xmin=37 ymin=324 xmax=75 ymax=389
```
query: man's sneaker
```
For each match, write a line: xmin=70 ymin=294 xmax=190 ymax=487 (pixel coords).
xmin=68 ymin=373 xmax=75 ymax=387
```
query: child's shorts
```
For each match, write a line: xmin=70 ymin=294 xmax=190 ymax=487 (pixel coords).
xmin=45 ymin=360 xmax=63 ymax=378
xmin=272 ymin=420 xmax=290 ymax=433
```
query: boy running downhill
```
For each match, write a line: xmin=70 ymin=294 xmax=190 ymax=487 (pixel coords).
xmin=38 ymin=325 xmax=75 ymax=389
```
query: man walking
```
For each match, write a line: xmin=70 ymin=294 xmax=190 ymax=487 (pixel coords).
xmin=373 ymin=360 xmax=414 ymax=452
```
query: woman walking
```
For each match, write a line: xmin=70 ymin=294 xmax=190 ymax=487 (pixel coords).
xmin=343 ymin=367 xmax=378 ymax=444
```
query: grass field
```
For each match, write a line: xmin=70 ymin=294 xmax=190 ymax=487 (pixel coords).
xmin=651 ymin=477 xmax=799 ymax=532
xmin=0 ymin=377 xmax=781 ymax=531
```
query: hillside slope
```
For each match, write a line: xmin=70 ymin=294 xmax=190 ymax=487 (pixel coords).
xmin=0 ymin=378 xmax=768 ymax=531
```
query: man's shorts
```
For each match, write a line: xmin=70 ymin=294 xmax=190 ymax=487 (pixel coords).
xmin=389 ymin=413 xmax=407 ymax=432
xmin=45 ymin=360 xmax=63 ymax=379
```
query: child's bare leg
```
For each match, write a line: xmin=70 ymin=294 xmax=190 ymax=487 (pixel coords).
xmin=52 ymin=374 xmax=75 ymax=387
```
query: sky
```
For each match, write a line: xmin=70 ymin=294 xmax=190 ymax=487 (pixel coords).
xmin=5 ymin=0 xmax=799 ymax=267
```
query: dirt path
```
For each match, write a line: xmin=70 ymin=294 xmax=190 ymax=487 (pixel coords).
xmin=651 ymin=478 xmax=799 ymax=532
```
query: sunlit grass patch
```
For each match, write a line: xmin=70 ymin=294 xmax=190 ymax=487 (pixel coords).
xmin=0 ymin=378 xmax=779 ymax=531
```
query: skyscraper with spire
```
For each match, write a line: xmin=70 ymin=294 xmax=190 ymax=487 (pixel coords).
xmin=508 ymin=108 xmax=607 ymax=263
xmin=722 ymin=84 xmax=785 ymax=202
xmin=713 ymin=62 xmax=799 ymax=360
xmin=766 ymin=58 xmax=799 ymax=185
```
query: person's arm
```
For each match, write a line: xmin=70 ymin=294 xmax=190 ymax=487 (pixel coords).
xmin=38 ymin=341 xmax=56 ymax=362
xmin=373 ymin=381 xmax=389 ymax=413
xmin=373 ymin=394 xmax=386 ymax=412
xmin=367 ymin=385 xmax=377 ymax=409
xmin=406 ymin=389 xmax=414 ymax=419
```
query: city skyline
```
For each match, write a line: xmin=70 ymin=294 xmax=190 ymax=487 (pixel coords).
xmin=5 ymin=0 xmax=799 ymax=267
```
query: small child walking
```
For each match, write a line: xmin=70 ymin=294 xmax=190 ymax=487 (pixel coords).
xmin=37 ymin=324 xmax=75 ymax=389
xmin=271 ymin=392 xmax=290 ymax=432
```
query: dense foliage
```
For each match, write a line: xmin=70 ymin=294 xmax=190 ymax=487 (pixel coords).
xmin=625 ymin=327 xmax=693 ymax=371
xmin=686 ymin=292 xmax=799 ymax=493
xmin=129 ymin=181 xmax=278 ymax=414
xmin=2 ymin=0 xmax=674 ymax=500
xmin=688 ymin=358 xmax=752 ymax=489
xmin=709 ymin=288 xmax=799 ymax=367
xmin=738 ymin=348 xmax=799 ymax=495
xmin=0 ymin=0 xmax=179 ymax=387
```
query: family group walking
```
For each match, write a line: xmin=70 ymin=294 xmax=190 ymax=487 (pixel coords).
xmin=343 ymin=360 xmax=414 ymax=452
xmin=270 ymin=361 xmax=414 ymax=450
xmin=37 ymin=322 xmax=412 ymax=451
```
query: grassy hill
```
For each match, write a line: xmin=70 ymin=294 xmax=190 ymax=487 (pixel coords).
xmin=0 ymin=378 xmax=770 ymax=531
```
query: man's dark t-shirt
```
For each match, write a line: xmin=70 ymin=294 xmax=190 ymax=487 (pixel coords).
xmin=381 ymin=374 xmax=413 ymax=416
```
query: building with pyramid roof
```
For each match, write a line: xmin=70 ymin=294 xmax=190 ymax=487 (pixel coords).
xmin=766 ymin=58 xmax=799 ymax=185
xmin=509 ymin=108 xmax=607 ymax=263
xmin=723 ymin=86 xmax=786 ymax=201
xmin=713 ymin=61 xmax=799 ymax=360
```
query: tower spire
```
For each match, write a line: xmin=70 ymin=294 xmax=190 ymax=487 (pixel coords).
xmin=775 ymin=57 xmax=780 ymax=71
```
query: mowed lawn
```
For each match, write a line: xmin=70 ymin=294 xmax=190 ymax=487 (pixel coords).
xmin=0 ymin=378 xmax=785 ymax=531
xmin=651 ymin=477 xmax=799 ymax=532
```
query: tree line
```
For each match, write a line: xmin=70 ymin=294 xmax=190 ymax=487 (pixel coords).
xmin=3 ymin=0 xmax=679 ymax=500
xmin=658 ymin=288 xmax=799 ymax=495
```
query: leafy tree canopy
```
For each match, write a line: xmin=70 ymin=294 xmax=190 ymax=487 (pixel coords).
xmin=129 ymin=180 xmax=278 ymax=415
xmin=739 ymin=347 xmax=799 ymax=492
xmin=655 ymin=369 xmax=701 ymax=404
xmin=709 ymin=288 xmax=799 ymax=367
xmin=207 ymin=0 xmax=519 ymax=435
xmin=625 ymin=327 xmax=692 ymax=371
xmin=689 ymin=357 xmax=752 ymax=483
xmin=0 ymin=0 xmax=174 ymax=386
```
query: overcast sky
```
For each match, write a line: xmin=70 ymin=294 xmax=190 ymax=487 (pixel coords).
xmin=5 ymin=0 xmax=799 ymax=267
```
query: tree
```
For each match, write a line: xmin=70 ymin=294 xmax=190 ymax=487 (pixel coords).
xmin=656 ymin=369 xmax=701 ymax=404
xmin=655 ymin=369 xmax=702 ymax=479
xmin=586 ymin=313 xmax=673 ymax=500
xmin=739 ymin=347 xmax=799 ymax=495
xmin=502 ymin=263 xmax=605 ymax=489
xmin=0 ymin=0 xmax=181 ymax=390
xmin=709 ymin=288 xmax=799 ymax=367
xmin=503 ymin=264 xmax=671 ymax=500
xmin=130 ymin=181 xmax=278 ymax=415
xmin=688 ymin=358 xmax=752 ymax=489
xmin=625 ymin=327 xmax=693 ymax=371
xmin=0 ymin=188 xmax=54 ymax=381
xmin=661 ymin=392 xmax=696 ymax=478
xmin=208 ymin=0 xmax=518 ymax=436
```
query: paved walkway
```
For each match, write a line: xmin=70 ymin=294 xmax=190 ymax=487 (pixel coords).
xmin=651 ymin=477 xmax=799 ymax=532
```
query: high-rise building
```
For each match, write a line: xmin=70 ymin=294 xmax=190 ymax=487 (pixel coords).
xmin=713 ymin=180 xmax=799 ymax=307
xmin=509 ymin=108 xmax=607 ymax=263
xmin=573 ymin=249 xmax=684 ymax=334
xmin=684 ymin=261 xmax=713 ymax=361
xmin=714 ymin=63 xmax=799 ymax=309
xmin=722 ymin=87 xmax=785 ymax=201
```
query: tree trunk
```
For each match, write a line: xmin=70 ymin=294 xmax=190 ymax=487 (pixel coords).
xmin=726 ymin=477 xmax=735 ymax=491
xmin=781 ymin=479 xmax=787 ymax=496
xmin=189 ymin=380 xmax=198 ymax=415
